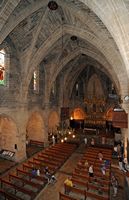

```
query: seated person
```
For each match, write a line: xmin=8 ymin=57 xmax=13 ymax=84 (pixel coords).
xmin=84 ymin=160 xmax=89 ymax=168
xmin=123 ymin=156 xmax=128 ymax=172
xmin=98 ymin=151 xmax=103 ymax=161
xmin=31 ymin=168 xmax=37 ymax=178
xmin=88 ymin=165 xmax=94 ymax=177
xmin=64 ymin=177 xmax=73 ymax=194
xmin=50 ymin=175 xmax=57 ymax=184
xmin=101 ymin=164 xmax=106 ymax=175
xmin=104 ymin=159 xmax=110 ymax=168
xmin=44 ymin=166 xmax=49 ymax=172
xmin=44 ymin=171 xmax=52 ymax=183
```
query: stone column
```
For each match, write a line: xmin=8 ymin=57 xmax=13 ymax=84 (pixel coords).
xmin=43 ymin=102 xmax=50 ymax=148
xmin=121 ymin=102 xmax=129 ymax=157
xmin=12 ymin=104 xmax=28 ymax=162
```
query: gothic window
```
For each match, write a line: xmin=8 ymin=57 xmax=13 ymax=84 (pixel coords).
xmin=0 ymin=49 xmax=6 ymax=85
xmin=33 ymin=69 xmax=39 ymax=93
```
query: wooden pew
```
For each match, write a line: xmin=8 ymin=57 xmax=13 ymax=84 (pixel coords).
xmin=33 ymin=158 xmax=58 ymax=171
xmin=37 ymin=155 xmax=62 ymax=166
xmin=30 ymin=140 xmax=44 ymax=147
xmin=16 ymin=168 xmax=47 ymax=184
xmin=59 ymin=192 xmax=79 ymax=200
xmin=87 ymin=182 xmax=109 ymax=193
xmin=75 ymin=167 xmax=110 ymax=181
xmin=86 ymin=191 xmax=109 ymax=200
xmin=71 ymin=177 xmax=88 ymax=188
xmin=72 ymin=171 xmax=89 ymax=181
xmin=1 ymin=178 xmax=35 ymax=200
xmin=72 ymin=171 xmax=109 ymax=185
xmin=45 ymin=149 xmax=68 ymax=158
xmin=9 ymin=173 xmax=42 ymax=190
xmin=23 ymin=163 xmax=55 ymax=178
xmin=28 ymin=160 xmax=55 ymax=172
xmin=64 ymin=184 xmax=86 ymax=200
xmin=51 ymin=148 xmax=75 ymax=155
xmin=39 ymin=153 xmax=64 ymax=163
xmin=0 ymin=188 xmax=23 ymax=200
xmin=43 ymin=151 xmax=66 ymax=159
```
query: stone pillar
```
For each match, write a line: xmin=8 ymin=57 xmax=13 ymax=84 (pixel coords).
xmin=12 ymin=105 xmax=28 ymax=162
xmin=43 ymin=103 xmax=50 ymax=147
xmin=121 ymin=102 xmax=129 ymax=157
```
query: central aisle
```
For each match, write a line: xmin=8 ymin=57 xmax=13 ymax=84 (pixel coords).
xmin=35 ymin=144 xmax=85 ymax=200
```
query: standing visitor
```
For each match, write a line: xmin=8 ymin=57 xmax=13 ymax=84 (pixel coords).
xmin=91 ymin=138 xmax=95 ymax=147
xmin=111 ymin=175 xmax=118 ymax=197
xmin=37 ymin=169 xmax=40 ymax=176
xmin=64 ymin=177 xmax=73 ymax=194
xmin=84 ymin=137 xmax=87 ymax=146
xmin=88 ymin=165 xmax=94 ymax=177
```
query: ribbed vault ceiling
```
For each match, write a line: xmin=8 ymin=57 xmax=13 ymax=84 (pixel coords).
xmin=0 ymin=0 xmax=128 ymax=96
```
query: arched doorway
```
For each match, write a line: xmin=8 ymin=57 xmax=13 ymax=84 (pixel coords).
xmin=70 ymin=108 xmax=85 ymax=129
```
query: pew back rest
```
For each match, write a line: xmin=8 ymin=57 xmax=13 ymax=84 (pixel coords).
xmin=59 ymin=192 xmax=79 ymax=200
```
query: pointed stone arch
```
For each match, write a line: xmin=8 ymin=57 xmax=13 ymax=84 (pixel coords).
xmin=48 ymin=111 xmax=60 ymax=132
xmin=0 ymin=114 xmax=18 ymax=152
xmin=26 ymin=111 xmax=45 ymax=142
xmin=72 ymin=107 xmax=86 ymax=120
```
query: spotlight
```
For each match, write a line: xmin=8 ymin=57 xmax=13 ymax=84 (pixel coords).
xmin=61 ymin=139 xmax=64 ymax=143
xmin=68 ymin=131 xmax=71 ymax=135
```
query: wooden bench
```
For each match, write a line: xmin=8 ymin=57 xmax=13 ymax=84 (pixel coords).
xmin=46 ymin=148 xmax=69 ymax=156
xmin=75 ymin=167 xmax=110 ymax=180
xmin=73 ymin=171 xmax=109 ymax=185
xmin=37 ymin=155 xmax=62 ymax=166
xmin=9 ymin=173 xmax=42 ymax=190
xmin=33 ymin=158 xmax=58 ymax=171
xmin=1 ymin=178 xmax=35 ymax=200
xmin=39 ymin=153 xmax=64 ymax=163
xmin=16 ymin=168 xmax=47 ymax=184
xmin=30 ymin=140 xmax=44 ymax=147
xmin=71 ymin=177 xmax=88 ymax=188
xmin=87 ymin=182 xmax=109 ymax=193
xmin=28 ymin=160 xmax=55 ymax=172
xmin=86 ymin=191 xmax=109 ymax=200
xmin=64 ymin=184 xmax=86 ymax=200
xmin=59 ymin=192 xmax=79 ymax=200
xmin=44 ymin=150 xmax=66 ymax=159
xmin=51 ymin=147 xmax=75 ymax=155
xmin=23 ymin=163 xmax=54 ymax=177
xmin=0 ymin=188 xmax=23 ymax=200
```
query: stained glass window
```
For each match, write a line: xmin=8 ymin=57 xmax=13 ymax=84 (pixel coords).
xmin=0 ymin=49 xmax=5 ymax=85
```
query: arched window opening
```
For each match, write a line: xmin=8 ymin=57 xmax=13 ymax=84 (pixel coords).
xmin=0 ymin=49 xmax=6 ymax=85
xmin=33 ymin=69 xmax=39 ymax=93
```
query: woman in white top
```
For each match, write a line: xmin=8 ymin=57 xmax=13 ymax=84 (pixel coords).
xmin=88 ymin=165 xmax=94 ymax=177
xmin=37 ymin=169 xmax=40 ymax=176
